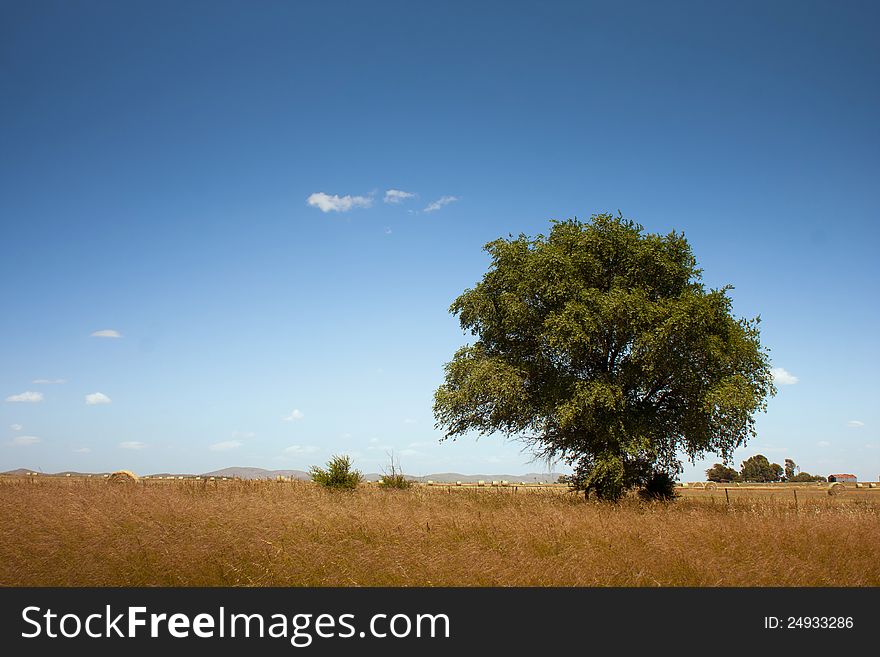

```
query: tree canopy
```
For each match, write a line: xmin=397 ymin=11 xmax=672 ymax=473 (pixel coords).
xmin=739 ymin=454 xmax=783 ymax=482
xmin=433 ymin=214 xmax=775 ymax=500
xmin=706 ymin=463 xmax=740 ymax=482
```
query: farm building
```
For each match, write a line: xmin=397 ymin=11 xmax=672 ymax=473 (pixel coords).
xmin=827 ymin=473 xmax=857 ymax=483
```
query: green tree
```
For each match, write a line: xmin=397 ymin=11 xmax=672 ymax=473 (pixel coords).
xmin=790 ymin=471 xmax=826 ymax=482
xmin=784 ymin=458 xmax=798 ymax=480
xmin=739 ymin=454 xmax=783 ymax=482
xmin=433 ymin=214 xmax=775 ymax=501
xmin=309 ymin=454 xmax=362 ymax=490
xmin=706 ymin=463 xmax=740 ymax=482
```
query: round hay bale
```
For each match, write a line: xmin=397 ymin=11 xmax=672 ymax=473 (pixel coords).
xmin=869 ymin=483 xmax=877 ymax=488
xmin=704 ymin=481 xmax=718 ymax=490
xmin=690 ymin=481 xmax=704 ymax=489
xmin=827 ymin=482 xmax=845 ymax=496
xmin=108 ymin=470 xmax=139 ymax=484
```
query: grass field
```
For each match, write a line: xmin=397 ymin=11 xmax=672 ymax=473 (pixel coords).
xmin=1 ymin=476 xmax=878 ymax=586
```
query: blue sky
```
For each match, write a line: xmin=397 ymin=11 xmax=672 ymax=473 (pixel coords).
xmin=2 ymin=0 xmax=878 ymax=480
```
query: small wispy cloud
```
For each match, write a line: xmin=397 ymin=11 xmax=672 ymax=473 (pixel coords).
xmin=11 ymin=435 xmax=40 ymax=446
xmin=32 ymin=378 xmax=66 ymax=384
xmin=407 ymin=441 xmax=436 ymax=448
xmin=384 ymin=227 xmax=393 ymax=235
xmin=73 ymin=447 xmax=91 ymax=453
xmin=91 ymin=329 xmax=122 ymax=338
xmin=847 ymin=420 xmax=865 ymax=427
xmin=283 ymin=409 xmax=304 ymax=421
xmin=5 ymin=391 xmax=43 ymax=403
xmin=307 ymin=192 xmax=373 ymax=213
xmin=10 ymin=424 xmax=23 ymax=431
xmin=210 ymin=440 xmax=242 ymax=451
xmin=284 ymin=445 xmax=319 ymax=454
xmin=119 ymin=441 xmax=145 ymax=450
xmin=384 ymin=189 xmax=416 ymax=204
xmin=423 ymin=195 xmax=459 ymax=213
xmin=85 ymin=392 xmax=112 ymax=405
xmin=817 ymin=441 xmax=831 ymax=448
xmin=771 ymin=367 xmax=799 ymax=386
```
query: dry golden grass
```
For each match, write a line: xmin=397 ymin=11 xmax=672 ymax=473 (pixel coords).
xmin=1 ymin=477 xmax=878 ymax=586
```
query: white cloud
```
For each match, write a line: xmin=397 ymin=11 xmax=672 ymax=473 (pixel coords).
xmin=817 ymin=441 xmax=831 ymax=448
xmin=771 ymin=367 xmax=799 ymax=385
xmin=210 ymin=440 xmax=242 ymax=451
xmin=119 ymin=441 xmax=145 ymax=450
xmin=10 ymin=424 xmax=23 ymax=431
xmin=847 ymin=420 xmax=865 ymax=427
xmin=407 ymin=441 xmax=436 ymax=448
xmin=284 ymin=445 xmax=319 ymax=454
xmin=91 ymin=329 xmax=122 ymax=338
xmin=283 ymin=409 xmax=304 ymax=421
xmin=32 ymin=378 xmax=66 ymax=384
xmin=384 ymin=227 xmax=393 ymax=235
xmin=11 ymin=435 xmax=40 ymax=446
xmin=307 ymin=192 xmax=373 ymax=213
xmin=85 ymin=392 xmax=112 ymax=405
xmin=73 ymin=447 xmax=91 ymax=453
xmin=423 ymin=195 xmax=459 ymax=213
xmin=5 ymin=391 xmax=43 ymax=403
xmin=384 ymin=189 xmax=416 ymax=204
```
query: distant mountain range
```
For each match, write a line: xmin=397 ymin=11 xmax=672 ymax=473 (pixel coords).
xmin=2 ymin=466 xmax=564 ymax=483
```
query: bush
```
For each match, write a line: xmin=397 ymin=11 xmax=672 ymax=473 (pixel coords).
xmin=638 ymin=471 xmax=679 ymax=501
xmin=309 ymin=455 xmax=362 ymax=490
xmin=378 ymin=453 xmax=412 ymax=490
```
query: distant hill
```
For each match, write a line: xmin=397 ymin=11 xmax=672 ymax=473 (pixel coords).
xmin=2 ymin=466 xmax=564 ymax=483
xmin=201 ymin=467 xmax=311 ymax=480
xmin=409 ymin=472 xmax=564 ymax=483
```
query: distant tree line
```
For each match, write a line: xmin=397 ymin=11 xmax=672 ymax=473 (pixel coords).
xmin=706 ymin=455 xmax=827 ymax=483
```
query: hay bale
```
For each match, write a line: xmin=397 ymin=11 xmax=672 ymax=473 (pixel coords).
xmin=827 ymin=482 xmax=845 ymax=496
xmin=855 ymin=483 xmax=863 ymax=488
xmin=108 ymin=470 xmax=139 ymax=484
xmin=869 ymin=483 xmax=877 ymax=488
xmin=704 ymin=481 xmax=718 ymax=490
xmin=690 ymin=481 xmax=704 ymax=489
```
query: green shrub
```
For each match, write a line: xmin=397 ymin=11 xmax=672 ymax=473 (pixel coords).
xmin=309 ymin=454 xmax=362 ymax=490
xmin=638 ymin=471 xmax=679 ymax=501
xmin=378 ymin=453 xmax=412 ymax=490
